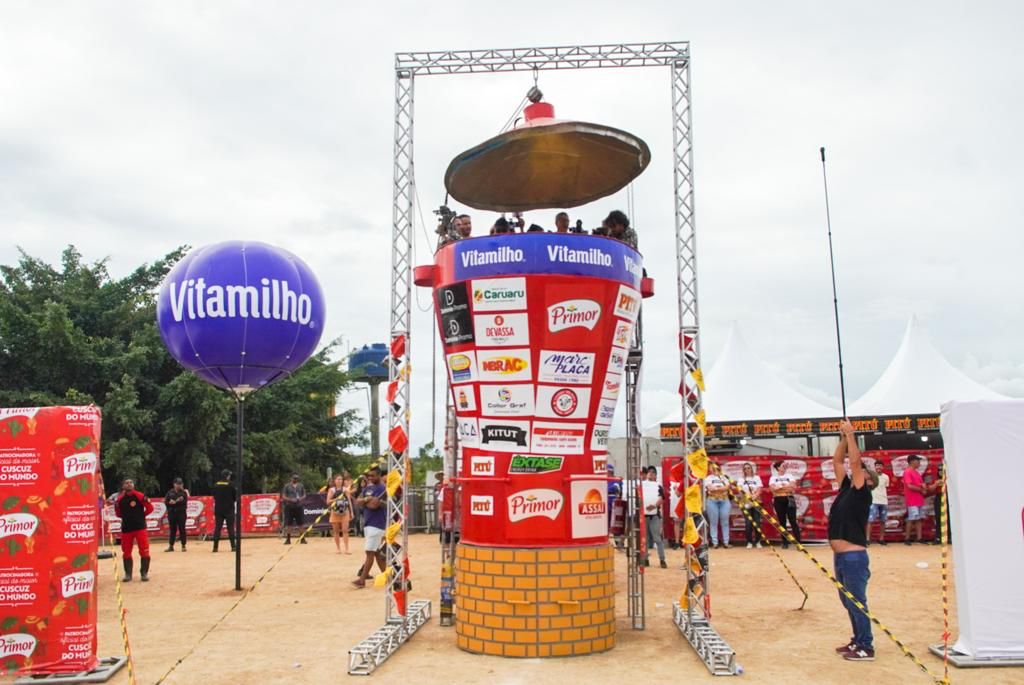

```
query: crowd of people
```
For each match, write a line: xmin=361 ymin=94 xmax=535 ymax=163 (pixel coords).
xmin=446 ymin=209 xmax=638 ymax=249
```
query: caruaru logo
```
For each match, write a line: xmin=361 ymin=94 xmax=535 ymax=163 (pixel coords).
xmin=0 ymin=633 xmax=37 ymax=659
xmin=63 ymin=452 xmax=98 ymax=479
xmin=0 ymin=513 xmax=39 ymax=540
xmin=507 ymin=489 xmax=563 ymax=522
xmin=461 ymin=246 xmax=525 ymax=267
xmin=474 ymin=287 xmax=525 ymax=303
xmin=168 ymin=278 xmax=314 ymax=324
xmin=547 ymin=300 xmax=600 ymax=332
xmin=60 ymin=570 xmax=95 ymax=599
xmin=546 ymin=245 xmax=612 ymax=266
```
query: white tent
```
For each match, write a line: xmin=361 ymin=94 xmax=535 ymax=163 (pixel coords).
xmin=645 ymin=322 xmax=838 ymax=434
xmin=848 ymin=316 xmax=1006 ymax=416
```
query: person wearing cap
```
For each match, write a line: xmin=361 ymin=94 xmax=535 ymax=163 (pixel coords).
xmin=281 ymin=473 xmax=307 ymax=545
xmin=164 ymin=477 xmax=189 ymax=552
xmin=211 ymin=469 xmax=237 ymax=553
xmin=606 ymin=464 xmax=623 ymax=548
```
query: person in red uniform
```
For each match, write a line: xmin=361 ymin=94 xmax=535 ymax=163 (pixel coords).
xmin=114 ymin=478 xmax=154 ymax=582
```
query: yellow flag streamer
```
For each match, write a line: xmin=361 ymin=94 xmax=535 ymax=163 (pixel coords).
xmin=386 ymin=469 xmax=402 ymax=497
xmin=690 ymin=555 xmax=703 ymax=576
xmin=694 ymin=410 xmax=707 ymax=435
xmin=684 ymin=483 xmax=702 ymax=513
xmin=690 ymin=368 xmax=705 ymax=393
xmin=373 ymin=567 xmax=394 ymax=588
xmin=687 ymin=448 xmax=709 ymax=479
xmin=682 ymin=516 xmax=700 ymax=545
xmin=679 ymin=592 xmax=689 ymax=609
xmin=385 ymin=521 xmax=402 ymax=545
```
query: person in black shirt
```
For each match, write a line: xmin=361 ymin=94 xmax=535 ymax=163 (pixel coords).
xmin=114 ymin=479 xmax=153 ymax=582
xmin=829 ymin=419 xmax=876 ymax=662
xmin=164 ymin=478 xmax=189 ymax=552
xmin=212 ymin=469 xmax=237 ymax=553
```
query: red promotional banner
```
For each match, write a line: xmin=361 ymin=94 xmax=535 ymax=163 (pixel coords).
xmin=663 ymin=449 xmax=943 ymax=542
xmin=240 ymin=494 xmax=281 ymax=534
xmin=0 ymin=406 xmax=101 ymax=675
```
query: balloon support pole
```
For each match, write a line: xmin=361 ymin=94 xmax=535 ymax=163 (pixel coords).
xmin=234 ymin=395 xmax=246 ymax=592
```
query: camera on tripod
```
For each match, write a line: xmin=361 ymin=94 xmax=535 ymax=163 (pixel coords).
xmin=434 ymin=204 xmax=457 ymax=243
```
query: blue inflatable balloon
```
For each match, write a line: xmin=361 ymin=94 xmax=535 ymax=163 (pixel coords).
xmin=156 ymin=241 xmax=325 ymax=394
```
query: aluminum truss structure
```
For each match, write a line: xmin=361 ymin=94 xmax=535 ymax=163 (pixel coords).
xmin=350 ymin=40 xmax=733 ymax=675
xmin=624 ymin=317 xmax=645 ymax=630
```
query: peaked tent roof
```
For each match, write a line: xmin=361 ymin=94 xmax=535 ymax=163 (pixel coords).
xmin=848 ymin=316 xmax=1006 ymax=416
xmin=645 ymin=323 xmax=839 ymax=434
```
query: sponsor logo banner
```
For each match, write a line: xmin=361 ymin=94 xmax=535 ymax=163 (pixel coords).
xmin=507 ymin=454 xmax=564 ymax=475
xmin=0 ymin=513 xmax=39 ymax=540
xmin=479 ymin=420 xmax=531 ymax=452
xmin=436 ymin=284 xmax=474 ymax=346
xmin=571 ymin=480 xmax=609 ymax=538
xmin=537 ymin=350 xmax=594 ymax=385
xmin=613 ymin=284 xmax=641 ymax=321
xmin=507 ymin=488 xmax=564 ymax=522
xmin=613 ymin=320 xmax=634 ymax=348
xmin=601 ymin=373 xmax=622 ymax=401
xmin=607 ymin=347 xmax=627 ymax=375
xmin=479 ymin=384 xmax=534 ymax=417
xmin=595 ymin=399 xmax=618 ymax=426
xmin=535 ymin=386 xmax=591 ymax=420
xmin=659 ymin=414 xmax=942 ymax=440
xmin=0 ymin=633 xmax=37 ymax=660
xmin=470 ymin=495 xmax=494 ymax=516
xmin=60 ymin=570 xmax=95 ymax=599
xmin=477 ymin=348 xmax=531 ymax=382
xmin=470 ymin=456 xmax=496 ymax=476
xmin=590 ymin=426 xmax=610 ymax=451
xmin=471 ymin=277 xmax=527 ymax=311
xmin=446 ymin=351 xmax=477 ymax=385
xmin=452 ymin=235 xmax=641 ymax=287
xmin=454 ymin=387 xmax=477 ymax=413
xmin=547 ymin=299 xmax=601 ymax=333
xmin=532 ymin=422 xmax=586 ymax=455
xmin=457 ymin=417 xmax=480 ymax=447
xmin=474 ymin=312 xmax=529 ymax=347
xmin=592 ymin=454 xmax=608 ymax=473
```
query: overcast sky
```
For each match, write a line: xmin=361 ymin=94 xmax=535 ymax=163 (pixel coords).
xmin=2 ymin=2 xmax=1021 ymax=449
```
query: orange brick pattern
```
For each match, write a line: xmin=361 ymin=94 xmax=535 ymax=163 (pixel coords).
xmin=454 ymin=544 xmax=615 ymax=657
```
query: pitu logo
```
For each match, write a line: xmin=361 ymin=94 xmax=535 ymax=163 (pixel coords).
xmin=63 ymin=452 xmax=98 ymax=479
xmin=0 ymin=633 xmax=37 ymax=659
xmin=470 ymin=496 xmax=494 ymax=515
xmin=0 ymin=514 xmax=39 ymax=540
xmin=547 ymin=300 xmax=601 ymax=332
xmin=507 ymin=489 xmax=563 ymax=522
xmin=60 ymin=570 xmax=95 ymax=599
xmin=168 ymin=278 xmax=314 ymax=325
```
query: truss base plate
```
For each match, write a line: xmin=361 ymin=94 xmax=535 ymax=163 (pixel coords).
xmin=673 ymin=603 xmax=738 ymax=676
xmin=348 ymin=600 xmax=432 ymax=675
xmin=15 ymin=657 xmax=127 ymax=684
xmin=928 ymin=644 xmax=1024 ymax=668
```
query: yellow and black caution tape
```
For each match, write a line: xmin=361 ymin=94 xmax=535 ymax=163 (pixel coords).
xmin=709 ymin=463 xmax=951 ymax=684
xmin=938 ymin=463 xmax=952 ymax=684
xmin=98 ymin=480 xmax=137 ymax=685
xmin=724 ymin=485 xmax=809 ymax=610
xmin=153 ymin=508 xmax=330 ymax=685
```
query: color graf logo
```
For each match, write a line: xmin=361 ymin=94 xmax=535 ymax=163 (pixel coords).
xmin=0 ymin=513 xmax=39 ymax=540
xmin=471 ymin=277 xmax=527 ymax=311
xmin=479 ymin=384 xmax=534 ymax=417
xmin=470 ymin=496 xmax=494 ymax=516
xmin=63 ymin=451 xmax=98 ymax=479
xmin=508 ymin=455 xmax=564 ymax=475
xmin=60 ymin=570 xmax=95 ymax=599
xmin=507 ymin=489 xmax=563 ymax=522
xmin=613 ymin=285 xmax=641 ymax=321
xmin=547 ymin=299 xmax=601 ymax=332
xmin=578 ymin=488 xmax=607 ymax=516
xmin=447 ymin=351 xmax=476 ymax=384
xmin=537 ymin=351 xmax=594 ymax=385
xmin=474 ymin=312 xmax=529 ymax=347
xmin=477 ymin=349 xmax=531 ymax=381
xmin=470 ymin=456 xmax=495 ymax=476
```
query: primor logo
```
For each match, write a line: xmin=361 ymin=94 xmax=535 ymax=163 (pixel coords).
xmin=0 ymin=633 xmax=37 ymax=659
xmin=507 ymin=489 xmax=563 ymax=522
xmin=60 ymin=570 xmax=95 ymax=599
xmin=547 ymin=300 xmax=600 ymax=332
xmin=63 ymin=452 xmax=98 ymax=479
xmin=0 ymin=513 xmax=39 ymax=540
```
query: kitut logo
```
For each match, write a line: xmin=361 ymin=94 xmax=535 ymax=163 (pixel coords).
xmin=63 ymin=452 xmax=98 ymax=479
xmin=60 ymin=570 xmax=95 ymax=599
xmin=507 ymin=489 xmax=564 ymax=522
xmin=547 ymin=300 xmax=601 ymax=332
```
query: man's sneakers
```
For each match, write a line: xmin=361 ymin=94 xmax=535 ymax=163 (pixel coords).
xmin=746 ymin=543 xmax=753 ymax=549
xmin=843 ymin=646 xmax=875 ymax=661
xmin=659 ymin=560 xmax=667 ymax=569
xmin=300 ymin=537 xmax=308 ymax=544
xmin=835 ymin=641 xmax=856 ymax=654
xmin=756 ymin=542 xmax=763 ymax=549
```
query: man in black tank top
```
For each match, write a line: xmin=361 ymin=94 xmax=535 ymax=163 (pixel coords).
xmin=828 ymin=419 xmax=875 ymax=661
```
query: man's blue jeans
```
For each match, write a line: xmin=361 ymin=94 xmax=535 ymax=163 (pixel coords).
xmin=834 ymin=550 xmax=873 ymax=650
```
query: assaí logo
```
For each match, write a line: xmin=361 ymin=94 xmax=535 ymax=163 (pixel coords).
xmin=63 ymin=452 xmax=98 ymax=479
xmin=60 ymin=570 xmax=95 ymax=599
xmin=0 ymin=513 xmax=39 ymax=540
xmin=168 ymin=278 xmax=314 ymax=325
xmin=578 ymin=488 xmax=607 ymax=516
xmin=507 ymin=489 xmax=563 ymax=522
xmin=0 ymin=633 xmax=37 ymax=659
xmin=547 ymin=300 xmax=601 ymax=332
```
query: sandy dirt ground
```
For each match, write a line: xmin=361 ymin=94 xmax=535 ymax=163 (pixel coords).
xmin=8 ymin=534 xmax=1022 ymax=685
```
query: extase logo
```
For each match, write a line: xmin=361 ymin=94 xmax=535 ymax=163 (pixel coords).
xmin=547 ymin=299 xmax=600 ymax=332
xmin=507 ymin=489 xmax=563 ymax=522
xmin=470 ymin=495 xmax=494 ymax=516
xmin=508 ymin=455 xmax=564 ymax=475
xmin=0 ymin=513 xmax=39 ymax=540
xmin=60 ymin=570 xmax=95 ymax=599
xmin=63 ymin=452 xmax=97 ymax=479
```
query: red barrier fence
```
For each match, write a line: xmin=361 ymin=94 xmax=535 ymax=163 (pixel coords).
xmin=662 ymin=449 xmax=944 ymax=543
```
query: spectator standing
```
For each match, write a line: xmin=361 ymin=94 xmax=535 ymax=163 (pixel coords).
xmin=704 ymin=471 xmax=731 ymax=549
xmin=328 ymin=474 xmax=354 ymax=554
xmin=738 ymin=463 xmax=764 ymax=549
xmin=164 ymin=478 xmax=189 ymax=552
xmin=114 ymin=479 xmax=153 ymax=582
xmin=607 ymin=464 xmax=624 ymax=549
xmin=554 ymin=212 xmax=570 ymax=233
xmin=281 ymin=473 xmax=307 ymax=545
xmin=351 ymin=475 xmax=367 ymax=537
xmin=866 ymin=464 xmax=890 ymax=545
xmin=453 ymin=214 xmax=472 ymax=239
xmin=602 ymin=210 xmax=638 ymax=249
xmin=829 ymin=420 xmax=875 ymax=661
xmin=353 ymin=467 xmax=387 ymax=588
xmin=902 ymin=455 xmax=940 ymax=544
xmin=769 ymin=460 xmax=802 ymax=549
xmin=211 ymin=469 xmax=237 ymax=553
xmin=641 ymin=467 xmax=667 ymax=568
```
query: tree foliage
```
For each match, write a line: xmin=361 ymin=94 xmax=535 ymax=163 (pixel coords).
xmin=0 ymin=246 xmax=365 ymax=495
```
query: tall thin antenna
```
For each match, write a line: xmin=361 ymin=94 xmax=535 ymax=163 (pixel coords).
xmin=820 ymin=146 xmax=847 ymax=416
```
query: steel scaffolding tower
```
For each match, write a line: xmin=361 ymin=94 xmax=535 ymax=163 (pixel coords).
xmin=624 ymin=317 xmax=645 ymax=629
xmin=349 ymin=41 xmax=731 ymax=675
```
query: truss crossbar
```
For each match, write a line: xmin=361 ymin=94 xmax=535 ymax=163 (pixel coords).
xmin=396 ymin=42 xmax=689 ymax=76
xmin=673 ymin=603 xmax=737 ymax=676
xmin=348 ymin=600 xmax=432 ymax=676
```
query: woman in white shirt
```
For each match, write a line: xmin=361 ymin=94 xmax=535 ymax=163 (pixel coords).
xmin=769 ymin=460 xmax=802 ymax=549
xmin=866 ymin=466 xmax=890 ymax=545
xmin=704 ymin=472 xmax=731 ymax=549
xmin=738 ymin=463 xmax=764 ymax=549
